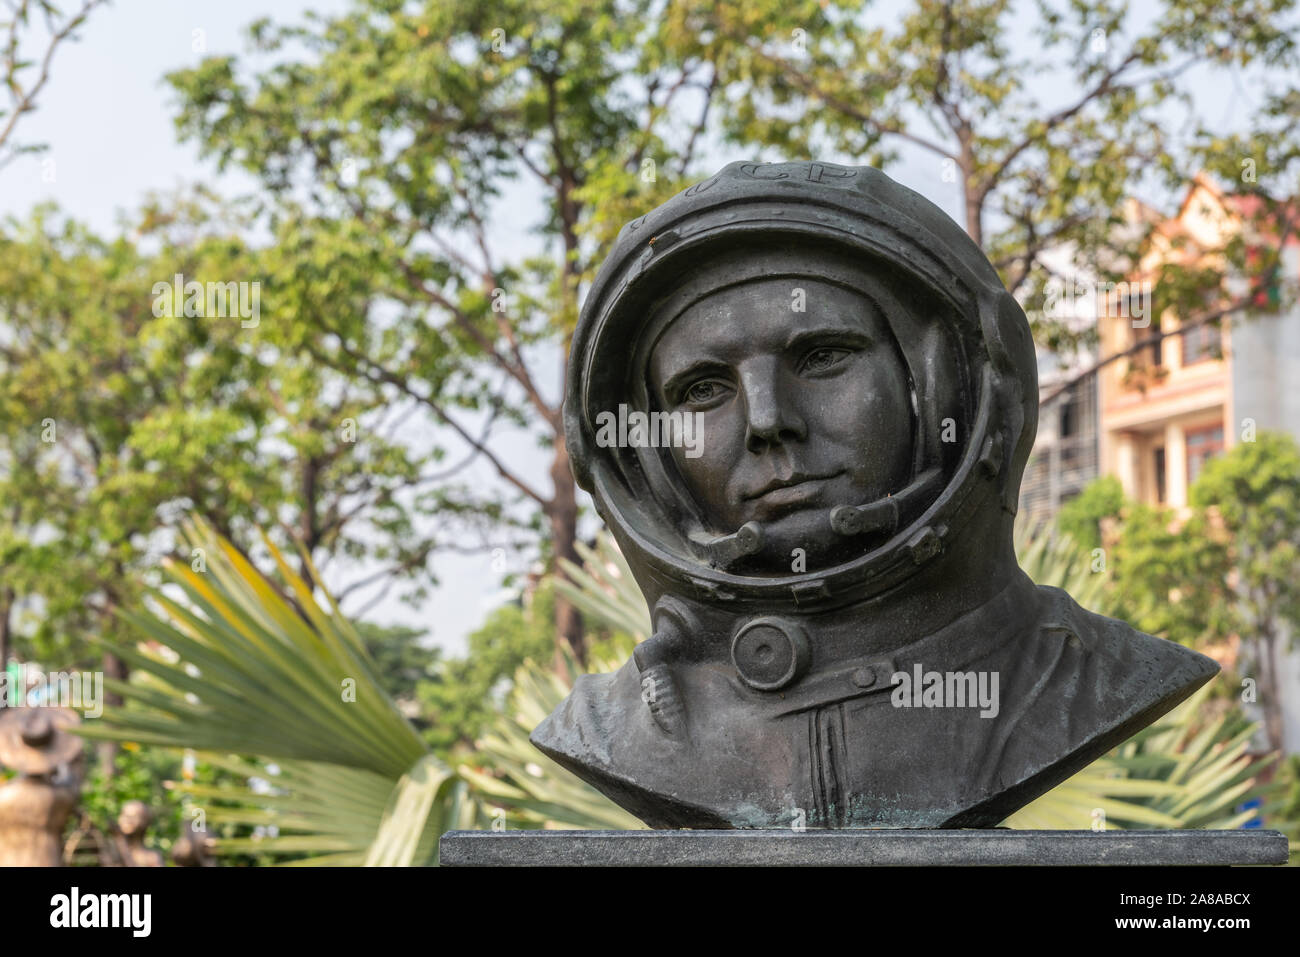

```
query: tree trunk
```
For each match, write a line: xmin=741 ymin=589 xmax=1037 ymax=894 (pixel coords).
xmin=958 ymin=134 xmax=983 ymax=247
xmin=964 ymin=188 xmax=983 ymax=247
xmin=549 ymin=432 xmax=585 ymax=668
xmin=299 ymin=454 xmax=322 ymax=590
xmin=1257 ymin=629 xmax=1284 ymax=753
xmin=0 ymin=590 xmax=11 ymax=710
xmin=97 ymin=650 xmax=128 ymax=777
xmin=552 ymin=163 xmax=586 ymax=669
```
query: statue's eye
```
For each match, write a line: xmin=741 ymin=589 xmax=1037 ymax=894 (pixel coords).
xmin=684 ymin=380 xmax=726 ymax=404
xmin=801 ymin=347 xmax=851 ymax=375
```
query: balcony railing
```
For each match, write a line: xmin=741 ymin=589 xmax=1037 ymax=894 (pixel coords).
xmin=1019 ymin=432 xmax=1100 ymax=517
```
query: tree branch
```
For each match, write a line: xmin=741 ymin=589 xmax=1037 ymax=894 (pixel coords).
xmin=977 ymin=46 xmax=1146 ymax=200
xmin=1041 ymin=197 xmax=1298 ymax=405
xmin=740 ymin=37 xmax=959 ymax=161
xmin=309 ymin=338 xmax=549 ymax=507
xmin=0 ymin=0 xmax=106 ymax=158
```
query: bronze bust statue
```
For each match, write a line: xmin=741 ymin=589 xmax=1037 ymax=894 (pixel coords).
xmin=531 ymin=160 xmax=1218 ymax=829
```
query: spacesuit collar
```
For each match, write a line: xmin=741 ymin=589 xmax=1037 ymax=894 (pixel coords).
xmin=740 ymin=570 xmax=1039 ymax=715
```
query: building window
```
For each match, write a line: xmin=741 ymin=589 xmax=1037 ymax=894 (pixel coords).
xmin=1126 ymin=314 xmax=1163 ymax=371
xmin=1145 ymin=315 xmax=1163 ymax=368
xmin=1154 ymin=446 xmax=1167 ymax=504
xmin=1186 ymin=424 xmax=1225 ymax=486
xmin=1060 ymin=395 xmax=1078 ymax=437
xmin=1181 ymin=321 xmax=1221 ymax=365
xmin=1058 ymin=378 xmax=1096 ymax=440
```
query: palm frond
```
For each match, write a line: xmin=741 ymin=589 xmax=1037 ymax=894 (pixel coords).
xmin=80 ymin=517 xmax=462 ymax=864
xmin=463 ymin=643 xmax=645 ymax=830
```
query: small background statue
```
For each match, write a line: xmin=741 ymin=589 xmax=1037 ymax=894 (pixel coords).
xmin=113 ymin=799 xmax=163 ymax=867
xmin=0 ymin=708 xmax=85 ymax=866
xmin=171 ymin=818 xmax=215 ymax=867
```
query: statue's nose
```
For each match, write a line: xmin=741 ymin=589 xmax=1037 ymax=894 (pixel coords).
xmin=740 ymin=360 xmax=807 ymax=453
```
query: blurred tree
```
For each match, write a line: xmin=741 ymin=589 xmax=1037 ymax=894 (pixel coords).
xmin=354 ymin=621 xmax=439 ymax=727
xmin=162 ymin=0 xmax=725 ymax=664
xmin=1056 ymin=474 xmax=1125 ymax=553
xmin=0 ymin=196 xmax=480 ymax=739
xmin=1192 ymin=431 xmax=1300 ymax=753
xmin=0 ymin=0 xmax=106 ymax=673
xmin=1054 ymin=436 xmax=1300 ymax=753
xmin=417 ymin=583 xmax=555 ymax=758
xmin=1103 ymin=499 xmax=1236 ymax=651
xmin=669 ymin=0 xmax=1300 ymax=366
xmin=1055 ymin=476 xmax=1236 ymax=651
xmin=0 ymin=203 xmax=276 ymax=729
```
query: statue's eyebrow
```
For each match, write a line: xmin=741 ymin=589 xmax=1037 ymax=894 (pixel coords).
xmin=783 ymin=325 xmax=874 ymax=353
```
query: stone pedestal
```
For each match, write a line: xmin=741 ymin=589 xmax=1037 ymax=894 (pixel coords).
xmin=440 ymin=828 xmax=1289 ymax=867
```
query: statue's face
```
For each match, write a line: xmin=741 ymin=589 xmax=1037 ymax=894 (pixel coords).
xmin=649 ymin=277 xmax=914 ymax=568
xmin=118 ymin=800 xmax=149 ymax=835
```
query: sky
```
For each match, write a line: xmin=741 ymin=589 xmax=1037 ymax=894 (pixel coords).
xmin=0 ymin=0 xmax=1261 ymax=654
xmin=3 ymin=1 xmax=339 ymax=224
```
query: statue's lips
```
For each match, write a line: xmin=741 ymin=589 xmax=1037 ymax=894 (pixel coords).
xmin=741 ymin=470 xmax=845 ymax=513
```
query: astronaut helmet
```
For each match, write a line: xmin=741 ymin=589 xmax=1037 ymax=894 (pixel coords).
xmin=565 ymin=161 xmax=1039 ymax=674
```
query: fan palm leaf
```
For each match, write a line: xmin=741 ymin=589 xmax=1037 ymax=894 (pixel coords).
xmin=77 ymin=516 xmax=467 ymax=864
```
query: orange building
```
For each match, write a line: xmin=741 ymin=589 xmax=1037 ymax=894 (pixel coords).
xmin=1098 ymin=176 xmax=1299 ymax=508
xmin=1091 ymin=175 xmax=1300 ymax=756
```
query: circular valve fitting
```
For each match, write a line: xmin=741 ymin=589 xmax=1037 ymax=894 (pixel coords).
xmin=731 ymin=617 xmax=810 ymax=691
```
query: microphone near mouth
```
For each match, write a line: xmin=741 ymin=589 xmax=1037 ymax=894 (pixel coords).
xmin=694 ymin=467 xmax=946 ymax=570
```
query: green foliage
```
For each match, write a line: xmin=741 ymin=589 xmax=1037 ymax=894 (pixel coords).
xmin=1105 ymin=501 xmax=1236 ymax=648
xmin=459 ymin=643 xmax=645 ymax=831
xmin=0 ymin=197 xmax=449 ymax=671
xmin=0 ymin=205 xmax=265 ymax=666
xmin=554 ymin=534 xmax=652 ymax=640
xmin=355 ymin=621 xmax=440 ymax=729
xmin=1048 ymin=477 xmax=1238 ymax=651
xmin=1057 ymin=476 xmax=1126 ymax=554
xmin=1007 ymin=687 xmax=1277 ymax=830
xmin=415 ymin=540 xmax=650 ymax=759
xmin=82 ymin=517 xmax=475 ymax=865
xmin=1273 ymin=755 xmax=1300 ymax=861
xmin=1014 ymin=519 xmax=1112 ymax=615
xmin=1029 ymin=434 xmax=1300 ymax=754
xmin=1190 ymin=430 xmax=1300 ymax=752
xmin=76 ymin=745 xmax=187 ymax=861
xmin=85 ymin=516 xmax=428 ymax=775
xmin=1191 ymin=430 xmax=1300 ymax=652
xmin=73 ymin=745 xmax=261 ymax=867
xmin=416 ymin=584 xmax=557 ymax=758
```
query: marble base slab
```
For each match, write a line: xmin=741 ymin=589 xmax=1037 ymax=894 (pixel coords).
xmin=439 ymin=828 xmax=1290 ymax=867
